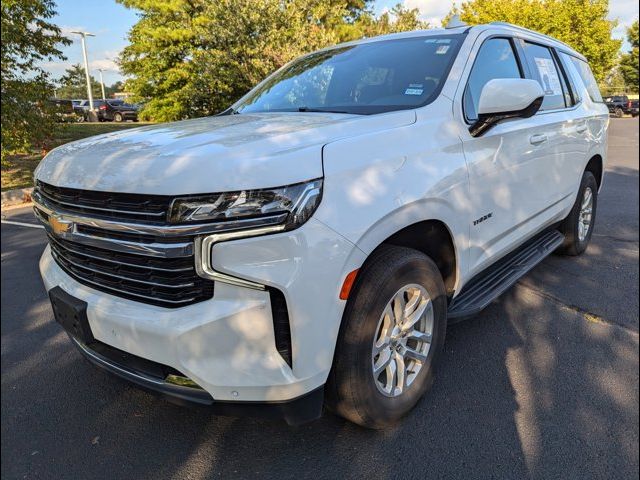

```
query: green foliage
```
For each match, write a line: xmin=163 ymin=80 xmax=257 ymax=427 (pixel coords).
xmin=446 ymin=0 xmax=621 ymax=82
xmin=55 ymin=63 xmax=102 ymax=99
xmin=619 ymin=20 xmax=639 ymax=92
xmin=1 ymin=0 xmax=70 ymax=162
xmin=118 ymin=0 xmax=428 ymax=122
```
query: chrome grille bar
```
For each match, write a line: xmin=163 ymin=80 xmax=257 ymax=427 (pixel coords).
xmin=33 ymin=189 xmax=287 ymax=238
xmin=47 ymin=235 xmax=193 ymax=273
xmin=36 ymin=187 xmax=167 ymax=218
xmin=50 ymin=247 xmax=196 ymax=289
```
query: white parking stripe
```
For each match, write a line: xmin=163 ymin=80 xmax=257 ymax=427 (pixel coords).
xmin=0 ymin=220 xmax=44 ymax=229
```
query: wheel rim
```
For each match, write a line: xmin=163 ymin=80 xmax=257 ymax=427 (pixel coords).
xmin=578 ymin=186 xmax=593 ymax=242
xmin=371 ymin=284 xmax=434 ymax=397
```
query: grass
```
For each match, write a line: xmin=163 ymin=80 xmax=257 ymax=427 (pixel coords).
xmin=1 ymin=122 xmax=154 ymax=192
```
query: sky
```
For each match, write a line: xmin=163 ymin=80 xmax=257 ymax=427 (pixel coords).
xmin=46 ymin=0 xmax=639 ymax=86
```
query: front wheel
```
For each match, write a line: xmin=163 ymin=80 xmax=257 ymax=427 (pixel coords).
xmin=326 ymin=245 xmax=447 ymax=429
xmin=557 ymin=171 xmax=598 ymax=256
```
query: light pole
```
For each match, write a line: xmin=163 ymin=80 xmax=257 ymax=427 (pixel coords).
xmin=97 ymin=68 xmax=106 ymax=100
xmin=70 ymin=31 xmax=96 ymax=119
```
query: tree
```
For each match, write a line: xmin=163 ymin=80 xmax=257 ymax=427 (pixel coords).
xmin=344 ymin=3 xmax=429 ymax=39
xmin=117 ymin=0 xmax=427 ymax=121
xmin=619 ymin=20 xmax=639 ymax=92
xmin=105 ymin=80 xmax=124 ymax=98
xmin=445 ymin=0 xmax=621 ymax=82
xmin=55 ymin=63 xmax=102 ymax=99
xmin=1 ymin=0 xmax=70 ymax=159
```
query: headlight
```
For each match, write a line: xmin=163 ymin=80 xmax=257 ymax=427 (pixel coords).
xmin=169 ymin=179 xmax=322 ymax=230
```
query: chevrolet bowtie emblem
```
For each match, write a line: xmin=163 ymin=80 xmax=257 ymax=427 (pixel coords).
xmin=49 ymin=215 xmax=73 ymax=236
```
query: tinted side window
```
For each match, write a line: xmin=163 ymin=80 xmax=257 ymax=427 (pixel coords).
xmin=564 ymin=54 xmax=603 ymax=103
xmin=557 ymin=52 xmax=582 ymax=104
xmin=464 ymin=38 xmax=522 ymax=122
xmin=522 ymin=42 xmax=569 ymax=110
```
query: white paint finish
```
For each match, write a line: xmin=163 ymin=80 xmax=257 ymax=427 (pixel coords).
xmin=36 ymin=23 xmax=609 ymax=403
xmin=40 ymin=245 xmax=326 ymax=401
xmin=35 ymin=110 xmax=415 ymax=195
xmin=316 ymin=95 xmax=471 ymax=289
xmin=478 ymin=79 xmax=544 ymax=114
xmin=210 ymin=218 xmax=367 ymax=381
xmin=452 ymin=27 xmax=609 ymax=277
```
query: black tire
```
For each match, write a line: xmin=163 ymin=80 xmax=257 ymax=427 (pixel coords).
xmin=114 ymin=112 xmax=123 ymax=122
xmin=326 ymin=245 xmax=447 ymax=429
xmin=557 ymin=171 xmax=598 ymax=256
xmin=614 ymin=107 xmax=624 ymax=118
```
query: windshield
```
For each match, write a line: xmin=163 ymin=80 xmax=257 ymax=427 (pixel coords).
xmin=235 ymin=34 xmax=465 ymax=115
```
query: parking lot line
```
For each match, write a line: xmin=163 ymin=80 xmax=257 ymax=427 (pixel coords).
xmin=0 ymin=219 xmax=43 ymax=229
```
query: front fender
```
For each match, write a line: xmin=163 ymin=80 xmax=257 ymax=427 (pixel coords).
xmin=315 ymin=102 xmax=472 ymax=289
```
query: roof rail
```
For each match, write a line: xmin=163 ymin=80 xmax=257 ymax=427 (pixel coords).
xmin=487 ymin=21 xmax=575 ymax=51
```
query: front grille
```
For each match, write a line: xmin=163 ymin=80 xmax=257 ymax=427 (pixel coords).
xmin=36 ymin=182 xmax=216 ymax=308
xmin=48 ymin=234 xmax=213 ymax=308
xmin=36 ymin=181 xmax=173 ymax=224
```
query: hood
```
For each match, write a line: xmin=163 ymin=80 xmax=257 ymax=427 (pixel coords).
xmin=35 ymin=111 xmax=415 ymax=195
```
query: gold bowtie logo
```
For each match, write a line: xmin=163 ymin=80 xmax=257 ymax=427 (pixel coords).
xmin=49 ymin=215 xmax=73 ymax=235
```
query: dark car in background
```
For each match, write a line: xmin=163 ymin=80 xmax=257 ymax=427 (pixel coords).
xmin=47 ymin=99 xmax=82 ymax=122
xmin=604 ymin=95 xmax=632 ymax=117
xmin=629 ymin=99 xmax=639 ymax=117
xmin=73 ymin=99 xmax=139 ymax=122
xmin=97 ymin=100 xmax=139 ymax=122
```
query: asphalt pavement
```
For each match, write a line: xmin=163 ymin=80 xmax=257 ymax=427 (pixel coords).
xmin=1 ymin=118 xmax=638 ymax=480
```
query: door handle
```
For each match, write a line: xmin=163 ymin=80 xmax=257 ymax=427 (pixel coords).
xmin=529 ymin=134 xmax=548 ymax=145
xmin=576 ymin=124 xmax=588 ymax=134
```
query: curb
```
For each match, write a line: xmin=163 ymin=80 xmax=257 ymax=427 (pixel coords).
xmin=1 ymin=187 xmax=33 ymax=208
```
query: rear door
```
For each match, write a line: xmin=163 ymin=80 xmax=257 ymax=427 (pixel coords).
xmin=517 ymin=40 xmax=587 ymax=206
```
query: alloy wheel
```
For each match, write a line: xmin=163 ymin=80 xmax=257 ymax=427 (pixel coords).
xmin=578 ymin=186 xmax=593 ymax=242
xmin=372 ymin=284 xmax=434 ymax=397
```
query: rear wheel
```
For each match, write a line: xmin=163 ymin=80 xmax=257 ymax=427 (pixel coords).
xmin=557 ymin=171 xmax=598 ymax=256
xmin=326 ymin=245 xmax=447 ymax=429
xmin=614 ymin=107 xmax=624 ymax=118
xmin=114 ymin=112 xmax=124 ymax=122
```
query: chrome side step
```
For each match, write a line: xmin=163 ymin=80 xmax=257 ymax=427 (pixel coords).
xmin=448 ymin=229 xmax=565 ymax=322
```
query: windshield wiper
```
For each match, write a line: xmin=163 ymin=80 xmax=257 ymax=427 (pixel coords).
xmin=297 ymin=107 xmax=350 ymax=114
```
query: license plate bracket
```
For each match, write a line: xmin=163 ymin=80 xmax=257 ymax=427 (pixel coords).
xmin=49 ymin=287 xmax=95 ymax=344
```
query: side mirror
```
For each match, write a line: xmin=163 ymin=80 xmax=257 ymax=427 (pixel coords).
xmin=470 ymin=78 xmax=545 ymax=137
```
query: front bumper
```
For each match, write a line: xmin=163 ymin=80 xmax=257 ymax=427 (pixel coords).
xmin=70 ymin=335 xmax=325 ymax=425
xmin=40 ymin=218 xmax=365 ymax=405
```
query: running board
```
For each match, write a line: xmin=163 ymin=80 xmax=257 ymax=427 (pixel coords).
xmin=448 ymin=229 xmax=564 ymax=322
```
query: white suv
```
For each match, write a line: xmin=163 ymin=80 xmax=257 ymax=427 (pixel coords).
xmin=34 ymin=22 xmax=608 ymax=428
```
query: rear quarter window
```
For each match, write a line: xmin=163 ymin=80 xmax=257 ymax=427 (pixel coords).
xmin=562 ymin=53 xmax=603 ymax=103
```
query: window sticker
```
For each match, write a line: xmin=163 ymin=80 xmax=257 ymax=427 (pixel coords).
xmin=534 ymin=57 xmax=562 ymax=96
xmin=405 ymin=87 xmax=424 ymax=95
xmin=436 ymin=45 xmax=450 ymax=55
